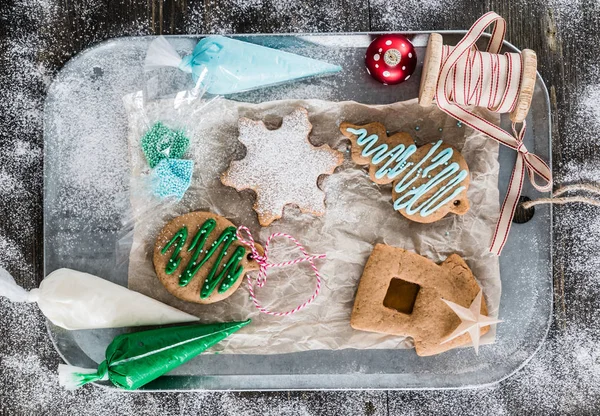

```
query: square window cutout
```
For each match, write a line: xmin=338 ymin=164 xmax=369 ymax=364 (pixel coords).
xmin=383 ymin=278 xmax=420 ymax=315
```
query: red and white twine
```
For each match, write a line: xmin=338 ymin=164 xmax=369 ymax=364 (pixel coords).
xmin=435 ymin=11 xmax=552 ymax=255
xmin=236 ymin=226 xmax=326 ymax=316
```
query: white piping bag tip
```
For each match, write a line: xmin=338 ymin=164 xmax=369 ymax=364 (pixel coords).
xmin=0 ymin=266 xmax=31 ymax=303
xmin=145 ymin=36 xmax=184 ymax=71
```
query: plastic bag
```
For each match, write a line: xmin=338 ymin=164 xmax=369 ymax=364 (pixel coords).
xmin=123 ymin=87 xmax=221 ymax=206
xmin=0 ymin=267 xmax=198 ymax=330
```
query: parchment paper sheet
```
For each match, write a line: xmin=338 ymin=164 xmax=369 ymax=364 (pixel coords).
xmin=122 ymin=93 xmax=501 ymax=354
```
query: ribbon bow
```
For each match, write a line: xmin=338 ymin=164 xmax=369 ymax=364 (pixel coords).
xmin=435 ymin=11 xmax=552 ymax=255
xmin=236 ymin=226 xmax=326 ymax=316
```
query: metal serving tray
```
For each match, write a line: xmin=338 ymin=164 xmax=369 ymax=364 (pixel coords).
xmin=43 ymin=33 xmax=552 ymax=390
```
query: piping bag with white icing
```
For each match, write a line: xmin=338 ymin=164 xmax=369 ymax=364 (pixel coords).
xmin=0 ymin=267 xmax=198 ymax=330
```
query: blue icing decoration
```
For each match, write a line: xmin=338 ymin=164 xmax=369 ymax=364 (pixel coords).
xmin=347 ymin=127 xmax=417 ymax=180
xmin=154 ymin=159 xmax=194 ymax=200
xmin=346 ymin=128 xmax=468 ymax=218
xmin=180 ymin=36 xmax=342 ymax=95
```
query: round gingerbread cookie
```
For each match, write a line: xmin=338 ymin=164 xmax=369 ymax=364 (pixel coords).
xmin=153 ymin=211 xmax=261 ymax=304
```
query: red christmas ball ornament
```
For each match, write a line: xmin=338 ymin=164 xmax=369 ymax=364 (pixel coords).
xmin=365 ymin=34 xmax=417 ymax=85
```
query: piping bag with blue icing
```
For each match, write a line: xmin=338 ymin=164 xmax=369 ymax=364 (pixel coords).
xmin=144 ymin=36 xmax=342 ymax=95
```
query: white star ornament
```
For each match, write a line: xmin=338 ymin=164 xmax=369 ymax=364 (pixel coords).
xmin=440 ymin=290 xmax=502 ymax=355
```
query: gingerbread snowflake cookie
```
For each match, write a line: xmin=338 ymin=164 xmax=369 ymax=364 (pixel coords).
xmin=340 ymin=121 xmax=470 ymax=223
xmin=222 ymin=108 xmax=344 ymax=226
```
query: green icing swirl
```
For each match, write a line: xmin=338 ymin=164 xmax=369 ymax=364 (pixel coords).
xmin=160 ymin=219 xmax=246 ymax=299
xmin=162 ymin=227 xmax=188 ymax=274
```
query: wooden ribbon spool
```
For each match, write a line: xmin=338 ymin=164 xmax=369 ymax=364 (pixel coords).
xmin=412 ymin=12 xmax=551 ymax=256
xmin=418 ymin=32 xmax=538 ymax=123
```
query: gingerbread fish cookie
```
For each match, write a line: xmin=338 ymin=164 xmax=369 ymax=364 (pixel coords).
xmin=222 ymin=108 xmax=344 ymax=226
xmin=350 ymin=244 xmax=490 ymax=356
xmin=340 ymin=122 xmax=470 ymax=223
xmin=154 ymin=211 xmax=262 ymax=304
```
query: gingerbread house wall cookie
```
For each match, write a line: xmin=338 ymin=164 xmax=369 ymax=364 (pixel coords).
xmin=350 ymin=244 xmax=490 ymax=356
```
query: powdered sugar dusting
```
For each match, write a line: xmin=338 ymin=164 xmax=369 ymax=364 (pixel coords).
xmin=223 ymin=108 xmax=343 ymax=224
xmin=0 ymin=235 xmax=29 ymax=272
xmin=580 ymin=84 xmax=600 ymax=126
xmin=1 ymin=0 xmax=600 ymax=412
xmin=370 ymin=0 xmax=447 ymax=31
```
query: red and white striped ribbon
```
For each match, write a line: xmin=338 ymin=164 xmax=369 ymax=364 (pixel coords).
xmin=236 ymin=226 xmax=326 ymax=317
xmin=435 ymin=11 xmax=552 ymax=255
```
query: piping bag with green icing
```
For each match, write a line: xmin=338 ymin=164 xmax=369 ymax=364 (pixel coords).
xmin=144 ymin=36 xmax=342 ymax=95
xmin=59 ymin=319 xmax=250 ymax=390
xmin=0 ymin=267 xmax=198 ymax=330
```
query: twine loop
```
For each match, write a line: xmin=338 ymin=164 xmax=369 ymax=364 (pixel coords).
xmin=523 ymin=184 xmax=600 ymax=209
xmin=236 ymin=226 xmax=326 ymax=317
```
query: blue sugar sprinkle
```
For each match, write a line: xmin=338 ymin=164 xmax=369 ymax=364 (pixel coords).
xmin=153 ymin=158 xmax=194 ymax=200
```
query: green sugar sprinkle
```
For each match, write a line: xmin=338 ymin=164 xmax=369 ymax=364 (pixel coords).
xmin=141 ymin=122 xmax=190 ymax=168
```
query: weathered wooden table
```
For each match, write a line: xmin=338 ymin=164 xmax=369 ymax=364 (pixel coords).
xmin=0 ymin=0 xmax=598 ymax=414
